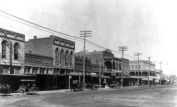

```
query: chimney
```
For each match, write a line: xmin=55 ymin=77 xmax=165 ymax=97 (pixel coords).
xmin=34 ymin=36 xmax=37 ymax=39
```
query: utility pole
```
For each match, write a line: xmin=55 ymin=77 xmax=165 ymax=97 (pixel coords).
xmin=80 ymin=30 xmax=91 ymax=90
xmin=159 ymin=62 xmax=162 ymax=85
xmin=135 ymin=53 xmax=142 ymax=86
xmin=99 ymin=59 xmax=103 ymax=87
xmin=118 ymin=46 xmax=127 ymax=87
xmin=147 ymin=57 xmax=151 ymax=86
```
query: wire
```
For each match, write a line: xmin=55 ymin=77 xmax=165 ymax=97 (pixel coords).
xmin=0 ymin=10 xmax=82 ymax=40
xmin=0 ymin=9 xmax=137 ymax=59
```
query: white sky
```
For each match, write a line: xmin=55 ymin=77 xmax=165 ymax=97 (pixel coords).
xmin=0 ymin=0 xmax=176 ymax=75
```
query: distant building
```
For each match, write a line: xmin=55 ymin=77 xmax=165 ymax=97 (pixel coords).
xmin=74 ymin=49 xmax=130 ymax=87
xmin=129 ymin=60 xmax=157 ymax=85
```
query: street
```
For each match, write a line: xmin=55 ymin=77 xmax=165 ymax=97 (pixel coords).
xmin=1 ymin=86 xmax=177 ymax=107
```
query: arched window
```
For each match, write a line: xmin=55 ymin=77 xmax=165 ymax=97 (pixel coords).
xmin=70 ymin=51 xmax=73 ymax=66
xmin=1 ymin=40 xmax=7 ymax=58
xmin=58 ymin=50 xmax=60 ymax=64
xmin=65 ymin=50 xmax=68 ymax=65
xmin=55 ymin=48 xmax=59 ymax=64
xmin=60 ymin=49 xmax=64 ymax=65
xmin=59 ymin=49 xmax=63 ymax=63
xmin=14 ymin=42 xmax=20 ymax=60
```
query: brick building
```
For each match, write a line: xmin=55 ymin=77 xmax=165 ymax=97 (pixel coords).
xmin=0 ymin=28 xmax=35 ymax=91
xmin=74 ymin=49 xmax=130 ymax=87
xmin=25 ymin=35 xmax=75 ymax=90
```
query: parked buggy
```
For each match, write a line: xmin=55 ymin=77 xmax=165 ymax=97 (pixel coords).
xmin=17 ymin=79 xmax=39 ymax=95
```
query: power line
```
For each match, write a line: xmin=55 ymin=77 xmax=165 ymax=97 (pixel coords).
xmin=0 ymin=10 xmax=82 ymax=40
xmin=0 ymin=9 xmax=137 ymax=59
xmin=0 ymin=10 xmax=110 ymax=51
xmin=0 ymin=11 xmax=84 ymax=42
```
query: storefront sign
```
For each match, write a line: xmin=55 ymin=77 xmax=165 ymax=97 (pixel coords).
xmin=54 ymin=39 xmax=75 ymax=49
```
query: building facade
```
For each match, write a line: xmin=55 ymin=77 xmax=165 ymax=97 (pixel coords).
xmin=129 ymin=60 xmax=157 ymax=85
xmin=0 ymin=28 xmax=36 ymax=91
xmin=25 ymin=35 xmax=75 ymax=90
xmin=74 ymin=49 xmax=130 ymax=87
xmin=0 ymin=28 xmax=25 ymax=74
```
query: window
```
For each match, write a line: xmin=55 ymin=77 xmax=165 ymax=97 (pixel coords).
xmin=60 ymin=49 xmax=65 ymax=65
xmin=2 ymin=40 xmax=7 ymax=58
xmin=132 ymin=65 xmax=134 ymax=69
xmin=65 ymin=50 xmax=68 ymax=65
xmin=135 ymin=65 xmax=137 ymax=69
xmin=58 ymin=50 xmax=60 ymax=64
xmin=70 ymin=52 xmax=73 ymax=66
xmin=14 ymin=42 xmax=19 ymax=60
xmin=55 ymin=48 xmax=59 ymax=64
xmin=60 ymin=49 xmax=63 ymax=63
xmin=139 ymin=65 xmax=141 ymax=69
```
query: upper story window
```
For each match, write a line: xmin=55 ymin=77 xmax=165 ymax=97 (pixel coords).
xmin=70 ymin=51 xmax=73 ymax=66
xmin=60 ymin=49 xmax=64 ymax=64
xmin=14 ymin=42 xmax=20 ymax=60
xmin=1 ymin=40 xmax=7 ymax=58
xmin=65 ymin=50 xmax=69 ymax=65
xmin=55 ymin=48 xmax=59 ymax=64
xmin=139 ymin=65 xmax=141 ymax=69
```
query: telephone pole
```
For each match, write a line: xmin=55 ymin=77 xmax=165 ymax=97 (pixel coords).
xmin=147 ymin=56 xmax=151 ymax=86
xmin=99 ymin=59 xmax=103 ymax=87
xmin=80 ymin=30 xmax=92 ymax=90
xmin=135 ymin=53 xmax=142 ymax=86
xmin=118 ymin=46 xmax=127 ymax=87
xmin=159 ymin=62 xmax=162 ymax=85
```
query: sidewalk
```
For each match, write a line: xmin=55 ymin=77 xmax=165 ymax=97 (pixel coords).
xmin=38 ymin=89 xmax=70 ymax=94
xmin=7 ymin=85 xmax=169 ymax=96
xmin=37 ymin=86 xmax=140 ymax=95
